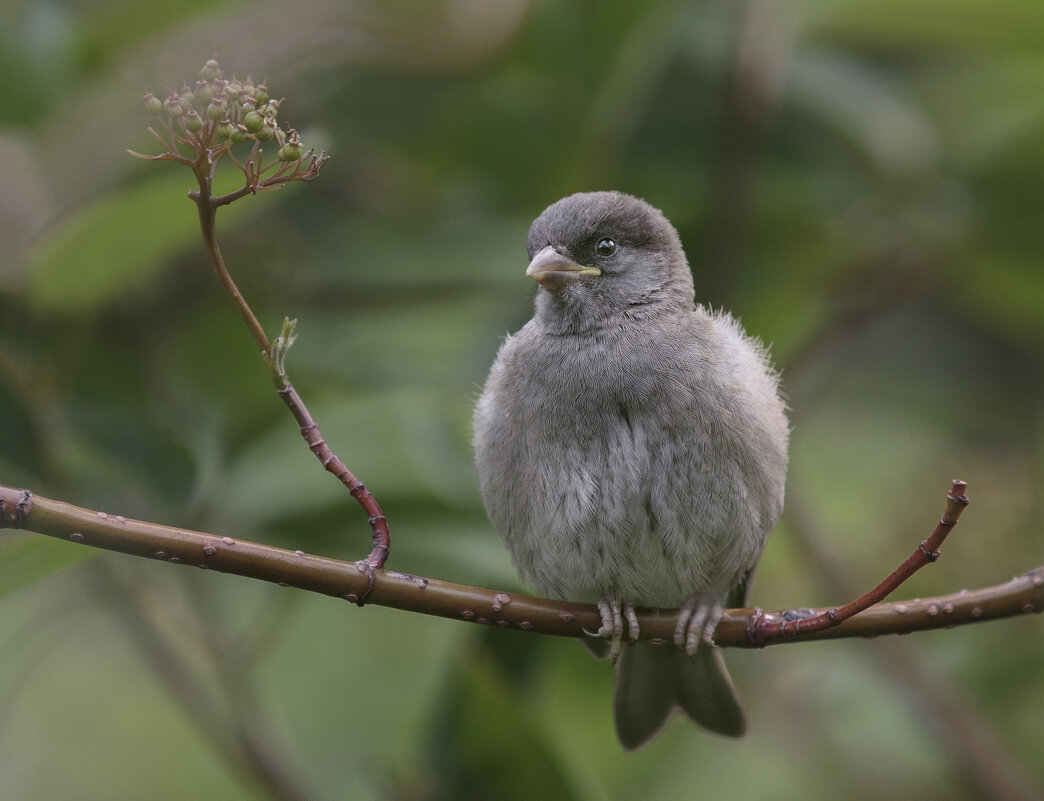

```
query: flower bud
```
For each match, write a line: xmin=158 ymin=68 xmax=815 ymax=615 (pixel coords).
xmin=143 ymin=92 xmax=163 ymax=114
xmin=164 ymin=94 xmax=185 ymax=117
xmin=194 ymin=80 xmax=213 ymax=106
xmin=206 ymin=99 xmax=226 ymax=121
xmin=278 ymin=142 xmax=302 ymax=162
xmin=200 ymin=59 xmax=222 ymax=82
xmin=243 ymin=111 xmax=264 ymax=133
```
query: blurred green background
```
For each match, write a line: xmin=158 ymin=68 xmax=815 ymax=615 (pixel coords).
xmin=1 ymin=0 xmax=1041 ymax=799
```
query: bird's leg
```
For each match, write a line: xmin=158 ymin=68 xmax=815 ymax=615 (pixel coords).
xmin=595 ymin=597 xmax=640 ymax=662
xmin=674 ymin=597 xmax=724 ymax=656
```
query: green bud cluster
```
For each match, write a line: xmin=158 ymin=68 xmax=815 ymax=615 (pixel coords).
xmin=141 ymin=58 xmax=305 ymax=163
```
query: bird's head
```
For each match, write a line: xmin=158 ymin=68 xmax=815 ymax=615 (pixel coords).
xmin=524 ymin=191 xmax=694 ymax=325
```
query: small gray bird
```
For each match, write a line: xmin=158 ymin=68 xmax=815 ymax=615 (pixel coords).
xmin=473 ymin=191 xmax=788 ymax=749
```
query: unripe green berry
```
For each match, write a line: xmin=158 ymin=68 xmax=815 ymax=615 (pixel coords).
xmin=194 ymin=80 xmax=213 ymax=106
xmin=206 ymin=100 xmax=226 ymax=121
xmin=184 ymin=110 xmax=204 ymax=132
xmin=278 ymin=142 xmax=303 ymax=162
xmin=215 ymin=121 xmax=234 ymax=139
xmin=143 ymin=92 xmax=163 ymax=114
xmin=243 ymin=111 xmax=264 ymax=133
xmin=230 ymin=128 xmax=246 ymax=144
xmin=164 ymin=95 xmax=185 ymax=117
xmin=200 ymin=59 xmax=222 ymax=82
xmin=256 ymin=123 xmax=276 ymax=142
xmin=254 ymin=84 xmax=269 ymax=105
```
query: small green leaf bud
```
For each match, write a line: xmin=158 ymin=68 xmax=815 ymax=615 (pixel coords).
xmin=143 ymin=92 xmax=163 ymax=114
xmin=200 ymin=59 xmax=222 ymax=82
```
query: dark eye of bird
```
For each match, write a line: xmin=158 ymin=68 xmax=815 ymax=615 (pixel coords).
xmin=596 ymin=237 xmax=617 ymax=257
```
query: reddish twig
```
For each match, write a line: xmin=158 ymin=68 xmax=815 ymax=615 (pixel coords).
xmin=190 ymin=154 xmax=389 ymax=583
xmin=130 ymin=61 xmax=389 ymax=580
xmin=276 ymin=379 xmax=389 ymax=574
xmin=186 ymin=173 xmax=392 ymax=584
xmin=191 ymin=197 xmax=391 ymax=583
xmin=747 ymin=480 xmax=971 ymax=644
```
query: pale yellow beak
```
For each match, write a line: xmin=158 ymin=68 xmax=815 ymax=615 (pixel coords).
xmin=526 ymin=245 xmax=600 ymax=290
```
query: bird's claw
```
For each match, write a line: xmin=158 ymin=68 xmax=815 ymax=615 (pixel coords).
xmin=674 ymin=598 xmax=723 ymax=656
xmin=594 ymin=597 xmax=640 ymax=662
xmin=624 ymin=604 xmax=640 ymax=641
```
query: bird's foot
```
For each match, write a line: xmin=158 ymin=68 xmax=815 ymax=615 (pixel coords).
xmin=593 ymin=597 xmax=640 ymax=663
xmin=674 ymin=597 xmax=724 ymax=656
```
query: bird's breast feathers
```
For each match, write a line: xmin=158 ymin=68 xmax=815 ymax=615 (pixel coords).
xmin=474 ymin=316 xmax=783 ymax=605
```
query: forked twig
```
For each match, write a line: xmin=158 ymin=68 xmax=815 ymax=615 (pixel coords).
xmin=747 ymin=480 xmax=971 ymax=644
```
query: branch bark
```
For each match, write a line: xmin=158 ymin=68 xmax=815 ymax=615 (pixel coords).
xmin=2 ymin=484 xmax=1040 ymax=647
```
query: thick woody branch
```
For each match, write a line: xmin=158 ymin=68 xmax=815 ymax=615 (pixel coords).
xmin=1 ymin=484 xmax=1040 ymax=647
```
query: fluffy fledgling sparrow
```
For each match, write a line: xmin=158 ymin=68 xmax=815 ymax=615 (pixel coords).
xmin=473 ymin=191 xmax=788 ymax=749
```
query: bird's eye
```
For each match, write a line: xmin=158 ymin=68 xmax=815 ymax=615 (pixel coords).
xmin=596 ymin=238 xmax=617 ymax=257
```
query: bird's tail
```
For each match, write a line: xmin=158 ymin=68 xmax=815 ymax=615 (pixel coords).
xmin=613 ymin=641 xmax=746 ymax=750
